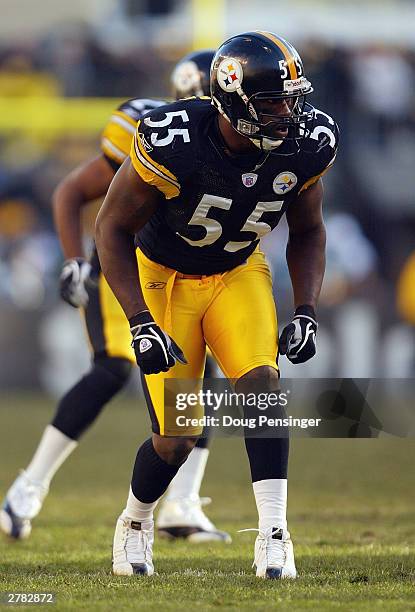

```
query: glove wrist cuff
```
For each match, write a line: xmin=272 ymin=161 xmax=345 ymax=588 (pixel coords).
xmin=129 ymin=310 xmax=152 ymax=328
xmin=63 ymin=257 xmax=86 ymax=265
xmin=294 ymin=304 xmax=316 ymax=320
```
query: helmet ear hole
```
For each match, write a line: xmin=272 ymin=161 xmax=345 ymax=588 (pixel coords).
xmin=223 ymin=94 xmax=233 ymax=108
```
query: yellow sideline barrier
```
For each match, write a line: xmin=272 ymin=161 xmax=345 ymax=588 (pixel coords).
xmin=0 ymin=97 xmax=125 ymax=134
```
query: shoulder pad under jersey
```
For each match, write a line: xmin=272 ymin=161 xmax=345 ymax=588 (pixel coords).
xmin=130 ymin=97 xmax=213 ymax=199
xmin=299 ymin=107 xmax=340 ymax=193
xmin=101 ymin=97 xmax=167 ymax=168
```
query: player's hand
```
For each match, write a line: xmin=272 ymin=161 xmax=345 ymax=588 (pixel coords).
xmin=279 ymin=305 xmax=318 ymax=364
xmin=129 ymin=310 xmax=187 ymax=374
xmin=60 ymin=258 xmax=92 ymax=308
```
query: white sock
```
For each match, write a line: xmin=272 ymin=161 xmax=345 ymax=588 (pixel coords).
xmin=124 ymin=487 xmax=158 ymax=523
xmin=165 ymin=447 xmax=209 ymax=501
xmin=253 ymin=479 xmax=288 ymax=533
xmin=25 ymin=425 xmax=78 ymax=488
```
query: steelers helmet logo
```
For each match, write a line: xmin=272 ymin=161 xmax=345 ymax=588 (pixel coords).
xmin=217 ymin=58 xmax=243 ymax=92
xmin=273 ymin=172 xmax=298 ymax=195
xmin=172 ymin=61 xmax=202 ymax=96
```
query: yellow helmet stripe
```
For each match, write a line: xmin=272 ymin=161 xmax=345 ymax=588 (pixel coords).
xmin=257 ymin=31 xmax=298 ymax=80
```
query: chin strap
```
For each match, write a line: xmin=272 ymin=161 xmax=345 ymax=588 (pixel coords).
xmin=250 ymin=137 xmax=283 ymax=151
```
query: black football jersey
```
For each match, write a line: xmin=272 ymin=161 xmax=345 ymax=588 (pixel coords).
xmin=130 ymin=98 xmax=339 ymax=275
xmin=90 ymin=97 xmax=167 ymax=274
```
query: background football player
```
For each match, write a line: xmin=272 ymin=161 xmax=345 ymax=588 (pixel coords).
xmin=95 ymin=31 xmax=339 ymax=579
xmin=397 ymin=251 xmax=415 ymax=331
xmin=1 ymin=50 xmax=231 ymax=545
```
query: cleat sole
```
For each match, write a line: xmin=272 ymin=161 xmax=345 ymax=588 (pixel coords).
xmin=113 ymin=563 xmax=154 ymax=577
xmin=187 ymin=531 xmax=232 ymax=544
xmin=266 ymin=567 xmax=283 ymax=579
xmin=157 ymin=526 xmax=203 ymax=540
xmin=0 ymin=504 xmax=31 ymax=540
xmin=131 ymin=563 xmax=149 ymax=575
xmin=158 ymin=526 xmax=231 ymax=543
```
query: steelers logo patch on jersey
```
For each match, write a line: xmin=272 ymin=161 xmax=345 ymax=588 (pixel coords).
xmin=273 ymin=172 xmax=298 ymax=195
xmin=217 ymin=58 xmax=243 ymax=92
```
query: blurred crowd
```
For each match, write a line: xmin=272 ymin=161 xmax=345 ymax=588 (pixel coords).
xmin=1 ymin=22 xmax=415 ymax=389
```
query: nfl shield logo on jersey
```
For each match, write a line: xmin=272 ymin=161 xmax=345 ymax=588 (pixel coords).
xmin=242 ymin=173 xmax=258 ymax=188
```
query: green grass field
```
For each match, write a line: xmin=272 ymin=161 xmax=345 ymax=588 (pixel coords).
xmin=0 ymin=392 xmax=414 ymax=611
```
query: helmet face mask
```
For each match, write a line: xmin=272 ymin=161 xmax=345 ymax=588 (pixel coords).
xmin=241 ymin=94 xmax=315 ymax=153
xmin=211 ymin=31 xmax=314 ymax=154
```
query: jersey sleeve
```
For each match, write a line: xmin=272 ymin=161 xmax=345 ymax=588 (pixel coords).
xmin=100 ymin=103 xmax=138 ymax=169
xmin=299 ymin=110 xmax=340 ymax=193
xmin=100 ymin=98 xmax=167 ymax=171
xmin=129 ymin=102 xmax=195 ymax=200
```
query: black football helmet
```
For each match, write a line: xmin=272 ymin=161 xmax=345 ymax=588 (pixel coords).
xmin=172 ymin=49 xmax=215 ymax=99
xmin=211 ymin=31 xmax=314 ymax=153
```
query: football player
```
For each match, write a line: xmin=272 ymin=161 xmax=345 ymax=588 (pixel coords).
xmin=96 ymin=31 xmax=339 ymax=579
xmin=397 ymin=251 xmax=415 ymax=327
xmin=1 ymin=51 xmax=230 ymax=544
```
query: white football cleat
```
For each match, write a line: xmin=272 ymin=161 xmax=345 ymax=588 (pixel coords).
xmin=112 ymin=514 xmax=154 ymax=576
xmin=0 ymin=471 xmax=48 ymax=540
xmin=156 ymin=495 xmax=231 ymax=543
xmin=241 ymin=527 xmax=297 ymax=579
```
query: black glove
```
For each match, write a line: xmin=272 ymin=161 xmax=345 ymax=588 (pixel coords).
xmin=60 ymin=258 xmax=92 ymax=308
xmin=279 ymin=305 xmax=318 ymax=364
xmin=129 ymin=310 xmax=187 ymax=375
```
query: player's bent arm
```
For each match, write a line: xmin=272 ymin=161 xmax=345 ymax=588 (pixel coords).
xmin=53 ymin=155 xmax=115 ymax=259
xmin=95 ymin=158 xmax=160 ymax=319
xmin=285 ymin=179 xmax=326 ymax=311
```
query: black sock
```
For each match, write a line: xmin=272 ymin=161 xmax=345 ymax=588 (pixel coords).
xmin=51 ymin=357 xmax=131 ymax=440
xmin=244 ymin=436 xmax=289 ymax=482
xmin=131 ymin=438 xmax=182 ymax=503
xmin=240 ymin=379 xmax=289 ymax=482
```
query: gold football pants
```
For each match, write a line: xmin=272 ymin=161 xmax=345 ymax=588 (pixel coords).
xmin=137 ymin=248 xmax=279 ymax=436
xmin=83 ymin=272 xmax=136 ymax=362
